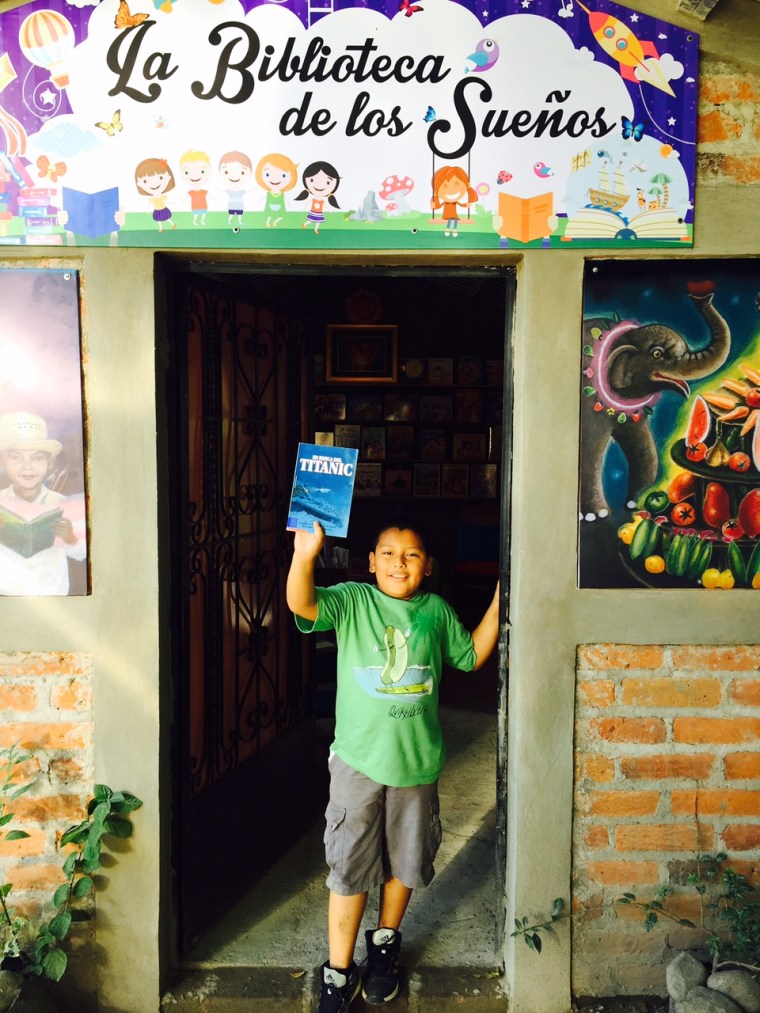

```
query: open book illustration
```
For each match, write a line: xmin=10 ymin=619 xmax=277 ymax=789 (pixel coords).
xmin=287 ymin=443 xmax=359 ymax=538
xmin=0 ymin=497 xmax=63 ymax=558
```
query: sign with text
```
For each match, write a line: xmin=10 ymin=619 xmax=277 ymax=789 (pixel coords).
xmin=0 ymin=0 xmax=698 ymax=249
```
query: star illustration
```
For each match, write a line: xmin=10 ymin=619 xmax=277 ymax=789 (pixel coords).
xmin=630 ymin=12 xmax=638 ymax=21
xmin=40 ymin=87 xmax=56 ymax=106
xmin=521 ymin=0 xmax=532 ymax=7
xmin=668 ymin=116 xmax=677 ymax=126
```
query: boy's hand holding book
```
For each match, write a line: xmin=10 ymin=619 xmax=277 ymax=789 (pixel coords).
xmin=293 ymin=521 xmax=325 ymax=563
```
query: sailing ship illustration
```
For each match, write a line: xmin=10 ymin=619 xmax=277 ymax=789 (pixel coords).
xmin=588 ymin=160 xmax=630 ymax=214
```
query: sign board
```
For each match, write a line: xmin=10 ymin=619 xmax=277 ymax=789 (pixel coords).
xmin=0 ymin=0 xmax=698 ymax=249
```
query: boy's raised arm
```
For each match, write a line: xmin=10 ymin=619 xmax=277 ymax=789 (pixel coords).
xmin=286 ymin=521 xmax=325 ymax=622
xmin=470 ymin=581 xmax=501 ymax=671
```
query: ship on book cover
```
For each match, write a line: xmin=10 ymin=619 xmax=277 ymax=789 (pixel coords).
xmin=0 ymin=499 xmax=63 ymax=558
xmin=287 ymin=443 xmax=359 ymax=538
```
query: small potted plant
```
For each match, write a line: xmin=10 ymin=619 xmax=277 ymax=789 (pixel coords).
xmin=0 ymin=744 xmax=143 ymax=1012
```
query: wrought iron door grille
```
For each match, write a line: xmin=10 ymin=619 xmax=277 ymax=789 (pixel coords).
xmin=182 ymin=281 xmax=307 ymax=797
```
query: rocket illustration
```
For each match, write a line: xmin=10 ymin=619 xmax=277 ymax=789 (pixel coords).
xmin=575 ymin=1 xmax=675 ymax=97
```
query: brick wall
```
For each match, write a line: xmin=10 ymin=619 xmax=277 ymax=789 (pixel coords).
xmin=0 ymin=652 xmax=93 ymax=922
xmin=573 ymin=645 xmax=760 ymax=997
xmin=697 ymin=57 xmax=760 ymax=184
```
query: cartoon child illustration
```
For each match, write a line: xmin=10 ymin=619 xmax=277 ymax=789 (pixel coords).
xmin=430 ymin=164 xmax=478 ymax=237
xmin=295 ymin=160 xmax=341 ymax=235
xmin=179 ymin=149 xmax=211 ymax=226
xmin=219 ymin=150 xmax=253 ymax=232
xmin=134 ymin=157 xmax=176 ymax=232
xmin=255 ymin=152 xmax=298 ymax=228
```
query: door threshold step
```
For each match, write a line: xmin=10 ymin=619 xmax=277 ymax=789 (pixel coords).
xmin=163 ymin=965 xmax=507 ymax=1011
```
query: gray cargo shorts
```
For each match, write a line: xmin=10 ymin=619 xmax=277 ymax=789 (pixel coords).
xmin=324 ymin=754 xmax=442 ymax=896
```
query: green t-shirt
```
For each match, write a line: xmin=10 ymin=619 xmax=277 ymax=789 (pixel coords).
xmin=296 ymin=582 xmax=476 ymax=787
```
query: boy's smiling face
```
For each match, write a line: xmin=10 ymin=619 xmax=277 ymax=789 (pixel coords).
xmin=1 ymin=448 xmax=51 ymax=501
xmin=369 ymin=527 xmax=432 ymax=600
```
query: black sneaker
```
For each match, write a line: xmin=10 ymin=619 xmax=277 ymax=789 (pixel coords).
xmin=316 ymin=961 xmax=361 ymax=1013
xmin=362 ymin=928 xmax=401 ymax=1004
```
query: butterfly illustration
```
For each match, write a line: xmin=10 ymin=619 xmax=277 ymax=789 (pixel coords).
xmin=36 ymin=155 xmax=66 ymax=183
xmin=115 ymin=1 xmax=149 ymax=29
xmin=423 ymin=106 xmax=436 ymax=123
xmin=399 ymin=0 xmax=423 ymax=15
xmin=95 ymin=110 xmax=124 ymax=137
xmin=621 ymin=116 xmax=646 ymax=142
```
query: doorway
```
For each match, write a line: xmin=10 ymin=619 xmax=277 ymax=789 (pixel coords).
xmin=164 ymin=263 xmax=514 ymax=970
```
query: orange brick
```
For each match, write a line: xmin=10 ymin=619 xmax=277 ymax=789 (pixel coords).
xmin=50 ymin=679 xmax=92 ymax=712
xmin=731 ymin=859 xmax=760 ymax=880
xmin=589 ymin=790 xmax=659 ymax=817
xmin=0 ymin=685 xmax=37 ymax=712
xmin=0 ymin=722 xmax=92 ymax=751
xmin=0 ymin=654 xmax=86 ymax=679
xmin=673 ymin=717 xmax=760 ymax=745
xmin=622 ymin=678 xmax=722 ymax=709
xmin=621 ymin=755 xmax=715 ymax=781
xmin=578 ymin=680 xmax=616 ymax=708
xmin=578 ymin=645 xmax=665 ymax=671
xmin=13 ymin=794 xmax=89 ymax=823
xmin=724 ymin=752 xmax=760 ymax=779
xmin=590 ymin=717 xmax=666 ymax=744
xmin=723 ymin=156 xmax=760 ymax=185
xmin=585 ymin=860 xmax=660 ymax=886
xmin=614 ymin=823 xmax=713 ymax=853
xmin=49 ymin=757 xmax=87 ymax=785
xmin=721 ymin=825 xmax=760 ymax=851
xmin=0 ymin=826 xmax=46 ymax=857
xmin=672 ymin=789 xmax=760 ymax=817
xmin=669 ymin=646 xmax=760 ymax=672
xmin=729 ymin=679 xmax=760 ymax=708
xmin=1 ymin=862 xmax=66 ymax=891
xmin=578 ymin=754 xmax=616 ymax=783
xmin=583 ymin=826 xmax=610 ymax=850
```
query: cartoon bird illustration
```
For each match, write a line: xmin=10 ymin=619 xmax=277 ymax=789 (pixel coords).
xmin=533 ymin=161 xmax=554 ymax=178
xmin=464 ymin=38 xmax=499 ymax=74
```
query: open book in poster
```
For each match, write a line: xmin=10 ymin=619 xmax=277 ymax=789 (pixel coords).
xmin=287 ymin=443 xmax=359 ymax=538
xmin=0 ymin=496 xmax=63 ymax=558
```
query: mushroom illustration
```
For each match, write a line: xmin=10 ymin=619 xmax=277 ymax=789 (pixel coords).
xmin=378 ymin=174 xmax=414 ymax=216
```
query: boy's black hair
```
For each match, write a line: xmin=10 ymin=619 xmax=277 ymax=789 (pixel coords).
xmin=371 ymin=521 xmax=428 ymax=553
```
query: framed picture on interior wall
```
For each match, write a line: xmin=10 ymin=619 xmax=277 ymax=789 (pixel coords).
xmin=386 ymin=425 xmax=414 ymax=460
xmin=452 ymin=433 xmax=486 ymax=461
xmin=383 ymin=394 xmax=417 ymax=422
xmin=455 ymin=388 xmax=482 ymax=423
xmin=334 ymin=424 xmax=361 ymax=449
xmin=314 ymin=392 xmax=346 ymax=422
xmin=470 ymin=464 xmax=498 ymax=500
xmin=428 ymin=358 xmax=453 ymax=385
xmin=355 ymin=463 xmax=382 ymax=496
xmin=0 ymin=268 xmax=88 ymax=596
xmin=413 ymin=463 xmax=440 ymax=498
xmin=385 ymin=467 xmax=413 ymax=497
xmin=419 ymin=429 xmax=446 ymax=461
xmin=314 ymin=431 xmax=335 ymax=446
xmin=442 ymin=463 xmax=469 ymax=499
xmin=361 ymin=426 xmax=386 ymax=460
xmin=326 ymin=324 xmax=398 ymax=383
xmin=347 ymin=394 xmax=382 ymax=422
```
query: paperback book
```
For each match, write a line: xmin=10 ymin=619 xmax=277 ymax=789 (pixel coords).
xmin=286 ymin=443 xmax=359 ymax=538
xmin=0 ymin=498 xmax=63 ymax=558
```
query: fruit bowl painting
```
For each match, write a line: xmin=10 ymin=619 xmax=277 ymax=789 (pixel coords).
xmin=578 ymin=258 xmax=760 ymax=590
xmin=618 ymin=364 xmax=760 ymax=590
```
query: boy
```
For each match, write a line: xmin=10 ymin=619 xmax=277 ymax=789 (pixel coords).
xmin=287 ymin=520 xmax=500 ymax=1012
xmin=0 ymin=412 xmax=85 ymax=596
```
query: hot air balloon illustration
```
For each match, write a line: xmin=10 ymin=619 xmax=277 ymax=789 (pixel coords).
xmin=18 ymin=10 xmax=75 ymax=90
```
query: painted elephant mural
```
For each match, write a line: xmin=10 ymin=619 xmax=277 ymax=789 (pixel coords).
xmin=580 ymin=282 xmax=732 ymax=521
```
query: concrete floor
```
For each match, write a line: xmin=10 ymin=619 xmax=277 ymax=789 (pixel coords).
xmin=181 ymin=705 xmax=501 ymax=973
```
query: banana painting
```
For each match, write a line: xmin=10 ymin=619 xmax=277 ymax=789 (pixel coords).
xmin=380 ymin=625 xmax=408 ymax=685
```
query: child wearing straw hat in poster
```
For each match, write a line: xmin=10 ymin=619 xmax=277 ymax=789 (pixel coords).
xmin=0 ymin=412 xmax=86 ymax=596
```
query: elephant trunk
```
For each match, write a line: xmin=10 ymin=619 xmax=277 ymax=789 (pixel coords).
xmin=681 ymin=292 xmax=731 ymax=376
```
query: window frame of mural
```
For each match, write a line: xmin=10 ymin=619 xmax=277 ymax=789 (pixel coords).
xmin=578 ymin=258 xmax=760 ymax=591
xmin=0 ymin=267 xmax=88 ymax=596
xmin=0 ymin=0 xmax=698 ymax=252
